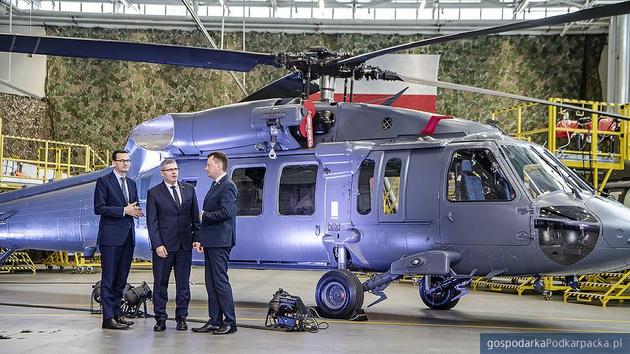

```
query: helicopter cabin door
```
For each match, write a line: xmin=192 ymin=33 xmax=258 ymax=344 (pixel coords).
xmin=439 ymin=143 xmax=531 ymax=247
xmin=378 ymin=151 xmax=408 ymax=224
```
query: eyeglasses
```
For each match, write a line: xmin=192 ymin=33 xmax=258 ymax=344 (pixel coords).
xmin=115 ymin=159 xmax=132 ymax=163
xmin=161 ymin=168 xmax=179 ymax=172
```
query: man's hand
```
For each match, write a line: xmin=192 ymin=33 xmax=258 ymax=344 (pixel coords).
xmin=124 ymin=202 xmax=144 ymax=218
xmin=155 ymin=245 xmax=168 ymax=258
xmin=193 ymin=242 xmax=203 ymax=253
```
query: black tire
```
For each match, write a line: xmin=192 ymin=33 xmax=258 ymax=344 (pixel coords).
xmin=419 ymin=275 xmax=460 ymax=310
xmin=315 ymin=269 xmax=364 ymax=319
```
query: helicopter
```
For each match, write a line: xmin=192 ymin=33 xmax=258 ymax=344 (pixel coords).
xmin=0 ymin=1 xmax=630 ymax=320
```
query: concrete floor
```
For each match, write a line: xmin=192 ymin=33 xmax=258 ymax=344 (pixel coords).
xmin=1 ymin=267 xmax=629 ymax=354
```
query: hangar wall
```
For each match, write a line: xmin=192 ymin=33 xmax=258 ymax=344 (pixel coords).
xmin=0 ymin=26 xmax=606 ymax=150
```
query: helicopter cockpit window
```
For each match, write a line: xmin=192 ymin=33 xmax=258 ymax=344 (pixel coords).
xmin=382 ymin=158 xmax=401 ymax=215
xmin=357 ymin=159 xmax=375 ymax=215
xmin=447 ymin=149 xmax=515 ymax=202
xmin=232 ymin=167 xmax=265 ymax=216
xmin=502 ymin=145 xmax=572 ymax=199
xmin=279 ymin=164 xmax=317 ymax=216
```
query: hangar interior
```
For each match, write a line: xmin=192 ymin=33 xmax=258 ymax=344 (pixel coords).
xmin=1 ymin=0 xmax=630 ymax=352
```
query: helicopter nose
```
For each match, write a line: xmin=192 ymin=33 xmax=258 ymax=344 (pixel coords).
xmin=585 ymin=197 xmax=630 ymax=248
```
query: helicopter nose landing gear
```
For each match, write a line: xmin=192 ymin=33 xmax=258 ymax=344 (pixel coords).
xmin=315 ymin=269 xmax=364 ymax=319
xmin=419 ymin=275 xmax=472 ymax=310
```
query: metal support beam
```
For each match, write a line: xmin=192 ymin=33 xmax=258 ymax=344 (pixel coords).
xmin=607 ymin=14 xmax=630 ymax=104
xmin=0 ymin=79 xmax=44 ymax=99
xmin=181 ymin=0 xmax=248 ymax=96
xmin=0 ymin=249 xmax=15 ymax=265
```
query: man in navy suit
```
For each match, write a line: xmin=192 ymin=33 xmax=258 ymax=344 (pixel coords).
xmin=94 ymin=150 xmax=143 ymax=330
xmin=146 ymin=159 xmax=200 ymax=332
xmin=192 ymin=152 xmax=238 ymax=335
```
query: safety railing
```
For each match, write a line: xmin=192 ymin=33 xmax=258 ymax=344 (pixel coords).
xmin=0 ymin=118 xmax=109 ymax=190
xmin=491 ymin=98 xmax=630 ymax=191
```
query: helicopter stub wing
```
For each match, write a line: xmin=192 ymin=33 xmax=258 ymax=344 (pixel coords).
xmin=0 ymin=33 xmax=281 ymax=72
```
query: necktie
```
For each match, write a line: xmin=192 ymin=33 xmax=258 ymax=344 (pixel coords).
xmin=171 ymin=185 xmax=181 ymax=207
xmin=120 ymin=177 xmax=129 ymax=203
xmin=210 ymin=181 xmax=216 ymax=192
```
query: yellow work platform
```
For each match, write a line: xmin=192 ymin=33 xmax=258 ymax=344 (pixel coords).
xmin=471 ymin=276 xmax=535 ymax=295
xmin=43 ymin=251 xmax=152 ymax=273
xmin=0 ymin=249 xmax=36 ymax=274
xmin=491 ymin=99 xmax=630 ymax=190
xmin=564 ymin=270 xmax=630 ymax=307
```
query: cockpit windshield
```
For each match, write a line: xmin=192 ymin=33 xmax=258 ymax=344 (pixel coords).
xmin=502 ymin=145 xmax=577 ymax=199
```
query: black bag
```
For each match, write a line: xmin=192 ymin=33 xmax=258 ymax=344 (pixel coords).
xmin=265 ymin=288 xmax=311 ymax=332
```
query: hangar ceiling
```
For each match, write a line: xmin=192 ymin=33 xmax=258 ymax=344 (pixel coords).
xmin=0 ymin=0 xmax=625 ymax=34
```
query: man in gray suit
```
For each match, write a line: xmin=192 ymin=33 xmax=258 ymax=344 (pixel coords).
xmin=192 ymin=152 xmax=238 ymax=335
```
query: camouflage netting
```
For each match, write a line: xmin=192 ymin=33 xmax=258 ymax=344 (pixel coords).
xmin=0 ymin=93 xmax=50 ymax=158
xmin=2 ymin=27 xmax=607 ymax=150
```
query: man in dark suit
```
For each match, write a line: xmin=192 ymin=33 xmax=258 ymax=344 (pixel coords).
xmin=146 ymin=159 xmax=200 ymax=332
xmin=94 ymin=150 xmax=143 ymax=330
xmin=192 ymin=152 xmax=238 ymax=335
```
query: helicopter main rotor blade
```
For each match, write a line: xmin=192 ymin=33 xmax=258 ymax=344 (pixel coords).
xmin=395 ymin=73 xmax=630 ymax=121
xmin=0 ymin=33 xmax=281 ymax=72
xmin=240 ymin=72 xmax=320 ymax=102
xmin=338 ymin=1 xmax=630 ymax=66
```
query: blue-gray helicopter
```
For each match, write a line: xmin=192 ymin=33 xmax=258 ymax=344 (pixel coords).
xmin=1 ymin=2 xmax=630 ymax=319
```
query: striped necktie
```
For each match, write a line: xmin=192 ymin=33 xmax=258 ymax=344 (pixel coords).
xmin=120 ymin=177 xmax=129 ymax=203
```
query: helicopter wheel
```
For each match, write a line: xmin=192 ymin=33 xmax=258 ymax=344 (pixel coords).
xmin=419 ymin=275 xmax=460 ymax=310
xmin=315 ymin=269 xmax=364 ymax=319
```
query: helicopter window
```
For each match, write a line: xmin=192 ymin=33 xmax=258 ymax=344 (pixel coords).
xmin=623 ymin=189 xmax=630 ymax=208
xmin=382 ymin=158 xmax=401 ymax=214
xmin=232 ymin=167 xmax=265 ymax=216
xmin=279 ymin=164 xmax=317 ymax=216
xmin=357 ymin=159 xmax=375 ymax=215
xmin=447 ymin=149 xmax=515 ymax=202
xmin=502 ymin=145 xmax=572 ymax=199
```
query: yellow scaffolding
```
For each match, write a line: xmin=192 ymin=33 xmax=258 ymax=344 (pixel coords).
xmin=491 ymin=98 xmax=630 ymax=191
xmin=0 ymin=249 xmax=36 ymax=274
xmin=563 ymin=270 xmax=630 ymax=307
xmin=42 ymin=251 xmax=152 ymax=273
xmin=471 ymin=276 xmax=535 ymax=295
xmin=0 ymin=118 xmax=109 ymax=191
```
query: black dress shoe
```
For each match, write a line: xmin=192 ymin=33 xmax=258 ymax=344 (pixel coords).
xmin=213 ymin=325 xmax=237 ymax=335
xmin=154 ymin=320 xmax=166 ymax=332
xmin=176 ymin=320 xmax=187 ymax=331
xmin=191 ymin=320 xmax=220 ymax=333
xmin=115 ymin=316 xmax=134 ymax=327
xmin=102 ymin=318 xmax=128 ymax=330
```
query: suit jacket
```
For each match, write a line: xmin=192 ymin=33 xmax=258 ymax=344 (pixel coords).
xmin=94 ymin=170 xmax=139 ymax=247
xmin=196 ymin=177 xmax=237 ymax=248
xmin=146 ymin=181 xmax=200 ymax=252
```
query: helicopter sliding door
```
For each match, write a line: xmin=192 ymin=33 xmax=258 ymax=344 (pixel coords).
xmin=439 ymin=143 xmax=531 ymax=247
xmin=357 ymin=151 xmax=410 ymax=268
xmin=228 ymin=155 xmax=328 ymax=268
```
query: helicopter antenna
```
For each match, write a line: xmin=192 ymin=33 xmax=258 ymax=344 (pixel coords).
xmin=304 ymin=64 xmax=312 ymax=99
